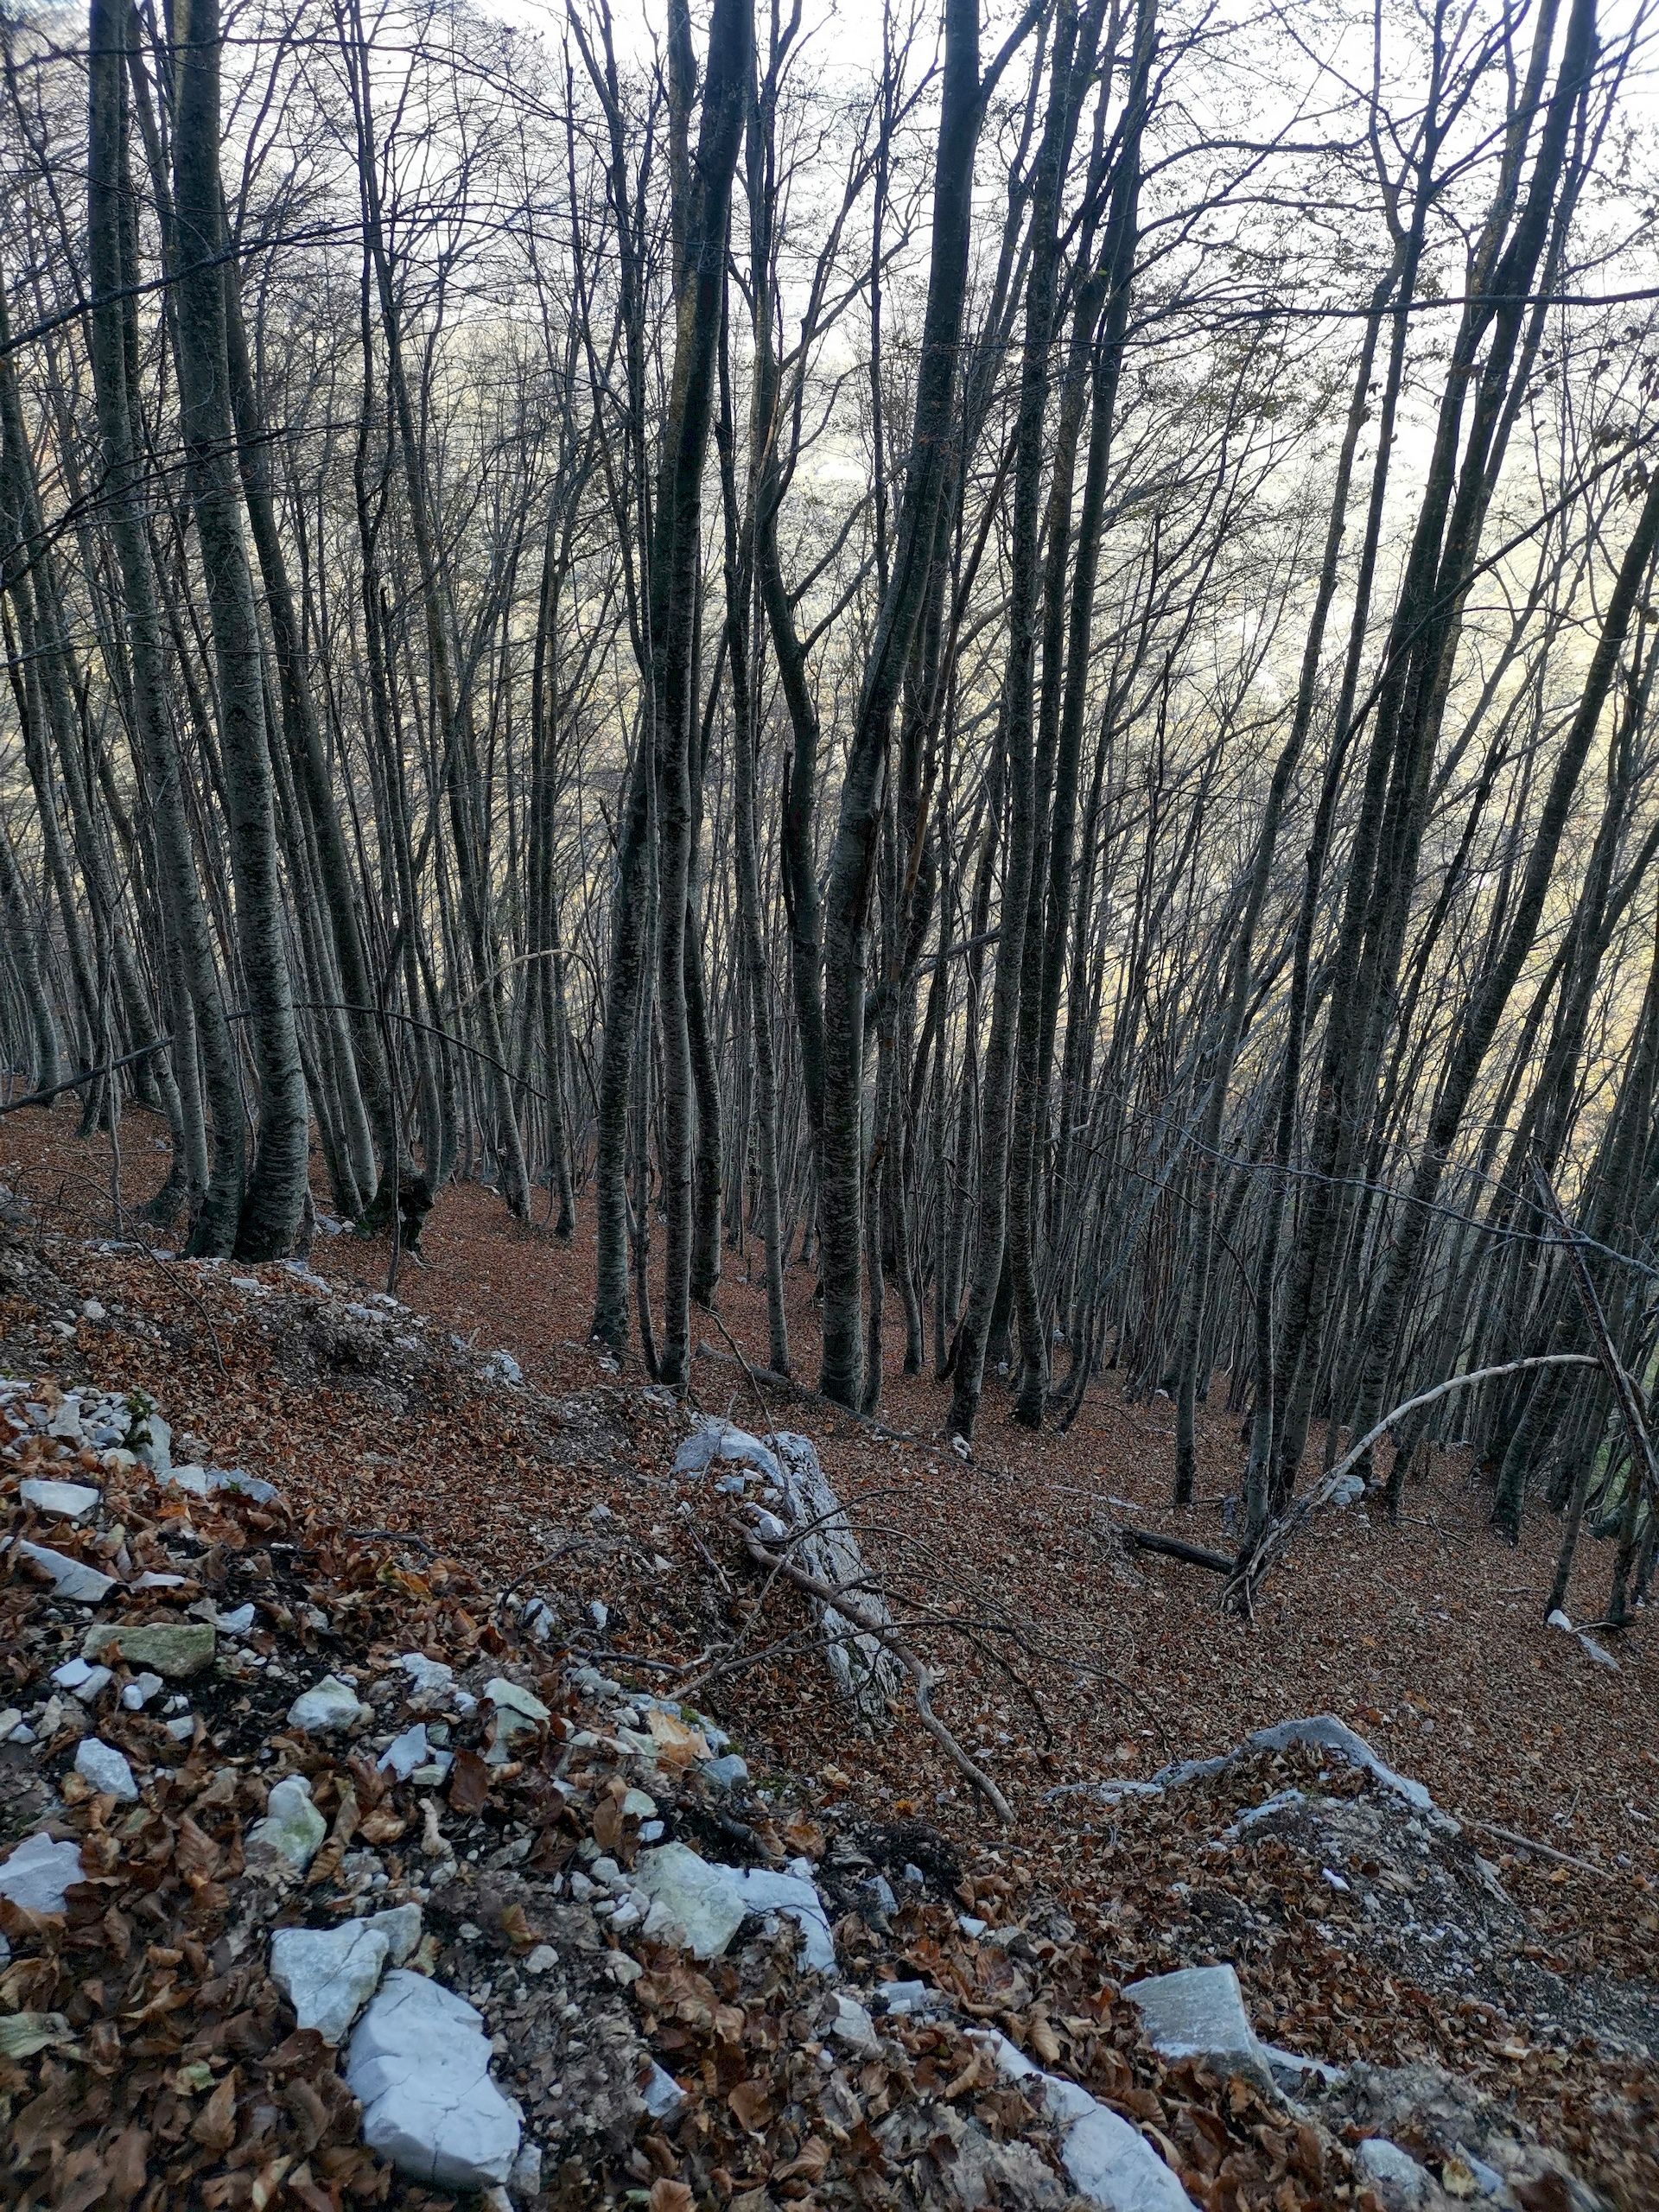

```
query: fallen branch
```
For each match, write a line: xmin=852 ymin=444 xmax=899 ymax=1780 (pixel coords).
xmin=1120 ymin=1524 xmax=1233 ymax=1573
xmin=741 ymin=1528 xmax=1013 ymax=1823
xmin=1224 ymin=1351 xmax=1603 ymax=1614
xmin=0 ymin=1039 xmax=171 ymax=1117
xmin=1467 ymin=1817 xmax=1609 ymax=1879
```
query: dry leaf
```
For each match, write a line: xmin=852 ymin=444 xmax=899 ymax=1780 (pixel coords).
xmin=449 ymin=1748 xmax=492 ymax=1814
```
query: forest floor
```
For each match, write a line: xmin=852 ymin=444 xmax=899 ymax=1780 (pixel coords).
xmin=3 ymin=1101 xmax=1657 ymax=2208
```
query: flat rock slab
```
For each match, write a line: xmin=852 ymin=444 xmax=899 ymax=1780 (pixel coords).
xmin=1123 ymin=1965 xmax=1276 ymax=2097
xmin=18 ymin=1479 xmax=102 ymax=1521
xmin=0 ymin=1833 xmax=84 ymax=1916
xmin=346 ymin=1968 xmax=521 ymax=2191
xmin=84 ymin=1622 xmax=216 ymax=1679
xmin=16 ymin=1542 xmax=114 ymax=1604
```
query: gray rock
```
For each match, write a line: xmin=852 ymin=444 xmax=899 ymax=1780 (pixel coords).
xmin=1124 ymin=1965 xmax=1275 ymax=2096
xmin=634 ymin=1842 xmax=747 ymax=1958
xmin=1354 ymin=2138 xmax=1433 ymax=2208
xmin=119 ymin=1671 xmax=164 ymax=1712
xmin=641 ymin=2061 xmax=684 ymax=2119
xmin=73 ymin=1738 xmax=138 ymax=1801
xmin=1260 ymin=2042 xmax=1344 ymax=2093
xmin=346 ymin=1969 xmax=521 ymax=2190
xmin=1327 ymin=1473 xmax=1366 ymax=1510
xmin=271 ymin=1919 xmax=394 ymax=2043
xmin=162 ymin=1465 xmax=278 ymax=1504
xmin=1144 ymin=1714 xmax=1441 ymax=1822
xmin=975 ymin=2033 xmax=1194 ymax=2209
xmin=15 ymin=1541 xmax=115 ymax=1604
xmin=51 ymin=1657 xmax=112 ymax=1701
xmin=247 ymin=1774 xmax=327 ymax=1872
xmin=701 ymin=1753 xmax=749 ymax=1790
xmin=288 ymin=1674 xmax=370 ymax=1733
xmin=672 ymin=1417 xmax=783 ymax=1484
xmin=0 ymin=1832 xmax=83 ymax=1915
xmin=19 ymin=1478 xmax=102 ymax=1521
xmin=829 ymin=1993 xmax=878 ymax=2052
xmin=83 ymin=1622 xmax=215 ymax=1679
xmin=484 ymin=1677 xmax=550 ymax=1746
xmin=1063 ymin=2105 xmax=1196 ymax=2209
xmin=378 ymin=1722 xmax=429 ymax=1780
xmin=731 ymin=1858 xmax=836 ymax=1974
xmin=369 ymin=1903 xmax=424 ymax=1964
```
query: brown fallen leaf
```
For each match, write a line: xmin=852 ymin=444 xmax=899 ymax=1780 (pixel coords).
xmin=449 ymin=1748 xmax=492 ymax=1814
xmin=728 ymin=2076 xmax=773 ymax=2133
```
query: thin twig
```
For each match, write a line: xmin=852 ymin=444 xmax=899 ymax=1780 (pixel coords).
xmin=741 ymin=1529 xmax=1013 ymax=1823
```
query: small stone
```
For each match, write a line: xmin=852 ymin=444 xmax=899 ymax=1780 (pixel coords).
xmin=247 ymin=1774 xmax=327 ymax=1872
xmin=484 ymin=1678 xmax=550 ymax=1745
xmin=74 ymin=1738 xmax=138 ymax=1802
xmin=634 ymin=1843 xmax=747 ymax=1959
xmin=369 ymin=1904 xmax=424 ymax=1964
xmin=19 ymin=1478 xmax=102 ymax=1522
xmin=640 ymin=2062 xmax=684 ymax=2120
xmin=289 ymin=1675 xmax=371 ymax=1733
xmin=378 ymin=1723 xmax=429 ymax=1780
xmin=524 ymin=1944 xmax=557 ymax=1976
xmin=271 ymin=1920 xmax=393 ymax=2044
xmin=701 ymin=1753 xmax=749 ymax=1790
xmin=1354 ymin=2138 xmax=1433 ymax=2208
xmin=164 ymin=1716 xmax=196 ymax=1742
xmin=829 ymin=1993 xmax=878 ymax=2051
xmin=120 ymin=1673 xmax=165 ymax=1713
xmin=54 ymin=1660 xmax=113 ymax=1704
xmin=48 ymin=1395 xmax=84 ymax=1440
xmin=82 ymin=1300 xmax=106 ymax=1322
xmin=83 ymin=1622 xmax=215 ymax=1679
xmin=509 ymin=2143 xmax=543 ymax=2202
xmin=0 ymin=1832 xmax=84 ymax=1915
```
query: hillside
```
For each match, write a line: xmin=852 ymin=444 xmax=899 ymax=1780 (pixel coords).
xmin=0 ymin=1105 xmax=1656 ymax=2210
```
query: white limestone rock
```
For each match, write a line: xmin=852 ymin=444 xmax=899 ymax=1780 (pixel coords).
xmin=641 ymin=2062 xmax=684 ymax=2120
xmin=975 ymin=2032 xmax=1194 ymax=2209
xmin=1122 ymin=1965 xmax=1275 ymax=2096
xmin=74 ymin=1738 xmax=138 ymax=1802
xmin=288 ymin=1675 xmax=371 ymax=1733
xmin=1063 ymin=2105 xmax=1196 ymax=2210
xmin=731 ymin=1858 xmax=836 ymax=1974
xmin=1354 ymin=2138 xmax=1433 ymax=2208
xmin=346 ymin=1969 xmax=520 ymax=2190
xmin=634 ymin=1842 xmax=747 ymax=1958
xmin=0 ymin=1832 xmax=83 ymax=1916
xmin=378 ymin=1723 xmax=429 ymax=1780
xmin=270 ymin=1910 xmax=416 ymax=2044
xmin=19 ymin=1478 xmax=102 ymax=1522
xmin=14 ymin=1541 xmax=115 ymax=1604
xmin=272 ymin=1920 xmax=393 ymax=2044
xmin=247 ymin=1775 xmax=327 ymax=1873
xmin=484 ymin=1678 xmax=550 ymax=1747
